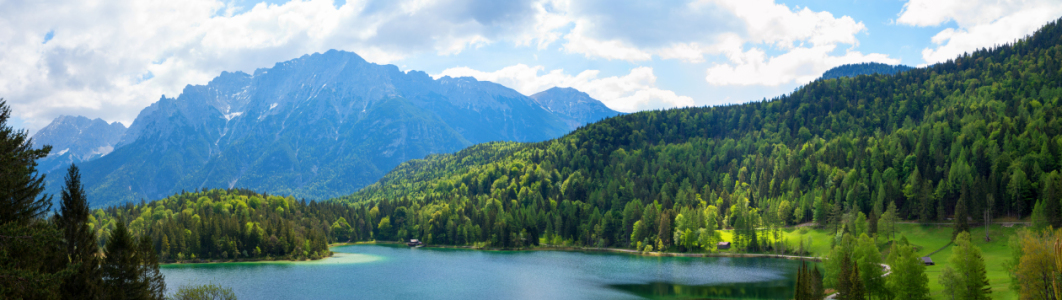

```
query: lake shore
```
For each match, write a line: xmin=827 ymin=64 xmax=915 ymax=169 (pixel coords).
xmin=351 ymin=240 xmax=823 ymax=262
xmin=159 ymin=244 xmax=350 ymax=265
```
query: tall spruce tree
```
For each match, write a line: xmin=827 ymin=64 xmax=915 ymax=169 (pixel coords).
xmin=943 ymin=232 xmax=991 ymax=300
xmin=848 ymin=262 xmax=866 ymax=300
xmin=102 ymin=220 xmax=149 ymax=299
xmin=838 ymin=253 xmax=853 ymax=299
xmin=794 ymin=262 xmax=808 ymax=300
xmin=57 ymin=164 xmax=102 ymax=299
xmin=0 ymin=99 xmax=52 ymax=225
xmin=0 ymin=99 xmax=69 ymax=299
xmin=811 ymin=265 xmax=825 ymax=300
xmin=138 ymin=235 xmax=166 ymax=299
xmin=953 ymin=187 xmax=970 ymax=238
xmin=1041 ymin=172 xmax=1062 ymax=228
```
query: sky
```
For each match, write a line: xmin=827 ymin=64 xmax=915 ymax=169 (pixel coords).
xmin=2 ymin=0 xmax=1061 ymax=135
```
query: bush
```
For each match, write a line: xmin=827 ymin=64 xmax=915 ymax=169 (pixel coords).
xmin=169 ymin=283 xmax=236 ymax=300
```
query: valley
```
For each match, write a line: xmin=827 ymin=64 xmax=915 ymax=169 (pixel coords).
xmin=5 ymin=6 xmax=1062 ymax=300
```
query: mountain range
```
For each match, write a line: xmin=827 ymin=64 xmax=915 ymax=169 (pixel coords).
xmin=32 ymin=115 xmax=127 ymax=175
xmin=37 ymin=50 xmax=620 ymax=207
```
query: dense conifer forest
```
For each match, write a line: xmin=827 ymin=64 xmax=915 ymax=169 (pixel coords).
xmin=819 ymin=62 xmax=913 ymax=81
xmin=92 ymin=189 xmax=340 ymax=262
xmin=319 ymin=17 xmax=1062 ymax=252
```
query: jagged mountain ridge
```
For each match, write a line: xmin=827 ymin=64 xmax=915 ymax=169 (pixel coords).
xmin=31 ymin=115 xmax=126 ymax=174
xmin=530 ymin=87 xmax=623 ymax=128
xmin=46 ymin=50 xmax=620 ymax=207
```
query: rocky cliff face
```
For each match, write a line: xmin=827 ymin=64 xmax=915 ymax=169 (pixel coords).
xmin=43 ymin=50 xmax=615 ymax=207
xmin=32 ymin=115 xmax=126 ymax=174
xmin=530 ymin=87 xmax=621 ymax=128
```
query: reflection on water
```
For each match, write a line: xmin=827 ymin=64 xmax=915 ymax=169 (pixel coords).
xmin=610 ymin=279 xmax=794 ymax=299
xmin=161 ymin=244 xmax=806 ymax=300
xmin=162 ymin=252 xmax=382 ymax=269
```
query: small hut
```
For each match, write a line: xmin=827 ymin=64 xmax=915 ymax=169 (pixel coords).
xmin=921 ymin=257 xmax=934 ymax=266
xmin=407 ymin=239 xmax=423 ymax=247
xmin=717 ymin=242 xmax=731 ymax=250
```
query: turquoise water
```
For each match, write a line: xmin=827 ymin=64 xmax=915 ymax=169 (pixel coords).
xmin=161 ymin=244 xmax=804 ymax=299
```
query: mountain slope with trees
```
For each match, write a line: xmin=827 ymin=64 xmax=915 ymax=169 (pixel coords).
xmin=325 ymin=17 xmax=1062 ymax=252
xmin=819 ymin=62 xmax=914 ymax=80
xmin=44 ymin=50 xmax=620 ymax=207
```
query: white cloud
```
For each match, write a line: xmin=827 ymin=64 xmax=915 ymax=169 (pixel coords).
xmin=435 ymin=65 xmax=694 ymax=112
xmin=0 ymin=0 xmax=551 ymax=133
xmin=897 ymin=0 xmax=1062 ymax=64
xmin=705 ymin=45 xmax=900 ymax=86
xmin=541 ymin=0 xmax=871 ymax=64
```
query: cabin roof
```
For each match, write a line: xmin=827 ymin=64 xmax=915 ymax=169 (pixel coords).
xmin=921 ymin=257 xmax=934 ymax=265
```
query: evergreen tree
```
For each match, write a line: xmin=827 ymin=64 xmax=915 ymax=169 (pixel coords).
xmin=57 ymin=164 xmax=102 ymax=299
xmin=855 ymin=234 xmax=885 ymax=299
xmin=811 ymin=265 xmax=825 ymax=300
xmin=794 ymin=261 xmax=809 ymax=300
xmin=953 ymin=189 xmax=970 ymax=238
xmin=1041 ymin=172 xmax=1062 ymax=228
xmin=940 ymin=232 xmax=991 ymax=300
xmin=848 ymin=261 xmax=866 ymax=300
xmin=0 ymin=99 xmax=53 ymax=225
xmin=138 ymin=235 xmax=166 ymax=299
xmin=0 ymin=99 xmax=69 ymax=299
xmin=102 ymin=220 xmax=148 ymax=299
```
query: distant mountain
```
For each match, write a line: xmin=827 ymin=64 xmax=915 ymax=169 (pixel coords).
xmin=530 ymin=87 xmax=621 ymax=127
xmin=819 ymin=62 xmax=913 ymax=80
xmin=45 ymin=50 xmax=614 ymax=207
xmin=32 ymin=115 xmax=126 ymax=174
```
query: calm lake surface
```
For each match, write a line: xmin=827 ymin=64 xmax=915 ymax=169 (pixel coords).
xmin=161 ymin=244 xmax=804 ymax=299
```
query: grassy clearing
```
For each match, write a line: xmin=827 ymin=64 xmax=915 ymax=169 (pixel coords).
xmin=773 ymin=223 xmax=1019 ymax=300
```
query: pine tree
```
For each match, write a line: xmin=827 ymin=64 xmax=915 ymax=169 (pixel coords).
xmin=138 ymin=235 xmax=166 ymax=299
xmin=102 ymin=220 xmax=148 ymax=299
xmin=811 ymin=265 xmax=825 ymax=300
xmin=57 ymin=164 xmax=102 ymax=299
xmin=946 ymin=232 xmax=991 ymax=300
xmin=838 ymin=253 xmax=853 ymax=299
xmin=0 ymin=99 xmax=69 ymax=299
xmin=849 ymin=261 xmax=866 ymax=300
xmin=1042 ymin=172 xmax=1062 ymax=228
xmin=0 ymin=99 xmax=53 ymax=225
xmin=794 ymin=261 xmax=808 ymax=300
xmin=953 ymin=187 xmax=970 ymax=238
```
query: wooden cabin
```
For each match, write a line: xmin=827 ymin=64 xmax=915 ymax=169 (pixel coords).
xmin=717 ymin=242 xmax=731 ymax=250
xmin=407 ymin=239 xmax=423 ymax=247
xmin=921 ymin=257 xmax=934 ymax=266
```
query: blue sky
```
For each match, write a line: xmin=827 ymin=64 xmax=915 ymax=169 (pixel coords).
xmin=2 ymin=0 xmax=1060 ymax=134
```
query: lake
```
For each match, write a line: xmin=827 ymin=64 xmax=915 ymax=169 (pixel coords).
xmin=161 ymin=244 xmax=806 ymax=299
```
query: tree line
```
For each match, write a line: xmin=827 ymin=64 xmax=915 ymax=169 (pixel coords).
xmin=92 ymin=188 xmax=338 ymax=262
xmin=0 ymin=100 xmax=165 ymax=299
xmin=326 ymin=17 xmax=1062 ymax=255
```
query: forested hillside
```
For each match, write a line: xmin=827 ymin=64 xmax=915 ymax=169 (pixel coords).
xmin=94 ymin=189 xmax=347 ymax=262
xmin=819 ymin=62 xmax=913 ymax=80
xmin=319 ymin=17 xmax=1062 ymax=251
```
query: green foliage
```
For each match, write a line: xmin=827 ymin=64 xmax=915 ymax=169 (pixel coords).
xmin=57 ymin=164 xmax=103 ymax=299
xmin=854 ymin=234 xmax=886 ymax=299
xmin=169 ymin=283 xmax=237 ymax=300
xmin=317 ymin=18 xmax=1062 ymax=253
xmin=0 ymin=100 xmax=166 ymax=299
xmin=95 ymin=189 xmax=337 ymax=262
xmin=939 ymin=231 xmax=991 ymax=300
xmin=886 ymin=238 xmax=931 ymax=300
xmin=0 ymin=99 xmax=72 ymax=299
xmin=819 ymin=62 xmax=913 ymax=81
